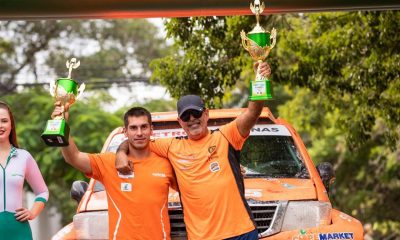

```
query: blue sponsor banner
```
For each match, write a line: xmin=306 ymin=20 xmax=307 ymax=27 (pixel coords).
xmin=319 ymin=232 xmax=354 ymax=240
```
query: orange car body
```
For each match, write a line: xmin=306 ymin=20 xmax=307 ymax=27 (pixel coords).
xmin=52 ymin=108 xmax=363 ymax=240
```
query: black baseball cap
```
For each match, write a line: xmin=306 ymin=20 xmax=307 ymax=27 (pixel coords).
xmin=177 ymin=95 xmax=205 ymax=117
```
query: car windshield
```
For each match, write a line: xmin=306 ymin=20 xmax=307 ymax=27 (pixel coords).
xmin=241 ymin=135 xmax=308 ymax=178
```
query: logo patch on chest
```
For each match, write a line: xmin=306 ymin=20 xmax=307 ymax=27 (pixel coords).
xmin=208 ymin=145 xmax=216 ymax=153
xmin=11 ymin=173 xmax=24 ymax=178
xmin=209 ymin=161 xmax=221 ymax=172
xmin=152 ymin=172 xmax=166 ymax=177
xmin=121 ymin=183 xmax=132 ymax=192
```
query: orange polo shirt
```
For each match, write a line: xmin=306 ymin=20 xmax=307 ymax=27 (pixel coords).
xmin=87 ymin=152 xmax=177 ymax=240
xmin=151 ymin=120 xmax=256 ymax=240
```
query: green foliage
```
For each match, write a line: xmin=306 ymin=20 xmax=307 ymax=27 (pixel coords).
xmin=45 ymin=19 xmax=169 ymax=88
xmin=276 ymin=11 xmax=400 ymax=238
xmin=151 ymin=16 xmax=271 ymax=107
xmin=0 ymin=19 xmax=169 ymax=94
xmin=113 ymin=98 xmax=177 ymax=121
xmin=150 ymin=15 xmax=289 ymax=108
xmin=277 ymin=11 xmax=400 ymax=149
xmin=141 ymin=99 xmax=177 ymax=113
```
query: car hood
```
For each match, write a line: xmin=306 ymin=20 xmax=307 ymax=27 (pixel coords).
xmin=168 ymin=178 xmax=317 ymax=204
xmin=243 ymin=178 xmax=317 ymax=201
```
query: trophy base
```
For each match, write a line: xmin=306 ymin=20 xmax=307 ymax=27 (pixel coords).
xmin=249 ymin=80 xmax=273 ymax=101
xmin=41 ymin=119 xmax=70 ymax=147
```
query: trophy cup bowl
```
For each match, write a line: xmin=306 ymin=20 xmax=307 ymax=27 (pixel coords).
xmin=41 ymin=58 xmax=85 ymax=147
xmin=241 ymin=0 xmax=277 ymax=101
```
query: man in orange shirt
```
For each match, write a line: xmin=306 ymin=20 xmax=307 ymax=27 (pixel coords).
xmin=116 ymin=62 xmax=271 ymax=240
xmin=52 ymin=105 xmax=176 ymax=240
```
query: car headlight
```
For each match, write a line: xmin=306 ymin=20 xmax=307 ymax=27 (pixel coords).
xmin=281 ymin=201 xmax=332 ymax=231
xmin=73 ymin=211 xmax=109 ymax=239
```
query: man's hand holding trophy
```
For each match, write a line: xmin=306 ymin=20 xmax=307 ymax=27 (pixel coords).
xmin=41 ymin=58 xmax=85 ymax=147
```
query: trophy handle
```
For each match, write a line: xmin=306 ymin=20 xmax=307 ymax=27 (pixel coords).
xmin=241 ymin=31 xmax=251 ymax=51
xmin=270 ymin=28 xmax=277 ymax=49
xmin=76 ymin=83 xmax=86 ymax=100
xmin=49 ymin=80 xmax=56 ymax=97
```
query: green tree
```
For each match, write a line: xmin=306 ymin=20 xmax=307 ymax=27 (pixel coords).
xmin=113 ymin=98 xmax=177 ymax=121
xmin=276 ymin=11 xmax=400 ymax=149
xmin=0 ymin=19 xmax=169 ymax=95
xmin=276 ymin=11 xmax=400 ymax=238
xmin=150 ymin=15 xmax=288 ymax=107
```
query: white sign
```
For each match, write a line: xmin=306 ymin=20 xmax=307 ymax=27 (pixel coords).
xmin=151 ymin=124 xmax=291 ymax=138
xmin=108 ymin=124 xmax=292 ymax=150
xmin=250 ymin=124 xmax=291 ymax=136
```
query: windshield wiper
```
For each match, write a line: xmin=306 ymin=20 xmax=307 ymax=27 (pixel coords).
xmin=244 ymin=173 xmax=269 ymax=178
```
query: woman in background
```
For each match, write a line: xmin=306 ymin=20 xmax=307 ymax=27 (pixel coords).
xmin=0 ymin=101 xmax=49 ymax=240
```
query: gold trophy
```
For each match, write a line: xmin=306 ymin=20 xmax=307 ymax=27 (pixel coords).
xmin=41 ymin=58 xmax=85 ymax=146
xmin=241 ymin=0 xmax=277 ymax=100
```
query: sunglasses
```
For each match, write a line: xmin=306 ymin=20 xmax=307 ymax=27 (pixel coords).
xmin=180 ymin=109 xmax=204 ymax=122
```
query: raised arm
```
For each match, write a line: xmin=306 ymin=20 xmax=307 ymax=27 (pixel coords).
xmin=61 ymin=137 xmax=92 ymax=174
xmin=51 ymin=102 xmax=92 ymax=174
xmin=236 ymin=61 xmax=271 ymax=137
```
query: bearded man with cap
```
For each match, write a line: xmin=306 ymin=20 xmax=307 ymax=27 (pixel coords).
xmin=116 ymin=61 xmax=271 ymax=240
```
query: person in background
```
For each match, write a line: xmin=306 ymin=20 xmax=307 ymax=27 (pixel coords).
xmin=0 ymin=101 xmax=49 ymax=240
xmin=116 ymin=62 xmax=271 ymax=240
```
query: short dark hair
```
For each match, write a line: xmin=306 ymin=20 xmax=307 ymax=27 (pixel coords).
xmin=123 ymin=107 xmax=152 ymax=127
xmin=0 ymin=101 xmax=19 ymax=148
